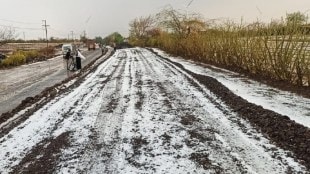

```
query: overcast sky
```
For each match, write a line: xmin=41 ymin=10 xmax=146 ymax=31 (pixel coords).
xmin=0 ymin=0 xmax=309 ymax=40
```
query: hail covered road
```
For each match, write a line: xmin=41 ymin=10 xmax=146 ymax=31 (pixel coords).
xmin=0 ymin=48 xmax=307 ymax=173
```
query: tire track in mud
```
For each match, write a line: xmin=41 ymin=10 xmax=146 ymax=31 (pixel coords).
xmin=122 ymin=51 xmax=158 ymax=171
xmin=1 ymin=48 xmax=308 ymax=173
xmin=55 ymin=53 xmax=129 ymax=173
xmin=74 ymin=52 xmax=131 ymax=173
xmin=154 ymin=53 xmax=305 ymax=173
xmin=120 ymin=50 xmax=210 ymax=172
xmin=135 ymin=48 xmax=306 ymax=173
xmin=96 ymin=50 xmax=151 ymax=173
xmin=149 ymin=52 xmax=258 ymax=135
xmin=138 ymin=51 xmax=245 ymax=173
xmin=150 ymin=49 xmax=310 ymax=171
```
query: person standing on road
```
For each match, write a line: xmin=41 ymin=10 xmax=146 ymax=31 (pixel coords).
xmin=65 ymin=48 xmax=71 ymax=59
xmin=63 ymin=48 xmax=71 ymax=69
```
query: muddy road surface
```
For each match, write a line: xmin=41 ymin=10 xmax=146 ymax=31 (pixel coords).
xmin=0 ymin=48 xmax=308 ymax=173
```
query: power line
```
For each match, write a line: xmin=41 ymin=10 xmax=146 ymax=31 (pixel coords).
xmin=256 ymin=6 xmax=262 ymax=16
xmin=49 ymin=27 xmax=68 ymax=36
xmin=186 ymin=0 xmax=195 ymax=8
xmin=0 ymin=18 xmax=41 ymax=25
xmin=0 ymin=24 xmax=42 ymax=30
xmin=85 ymin=16 xmax=92 ymax=24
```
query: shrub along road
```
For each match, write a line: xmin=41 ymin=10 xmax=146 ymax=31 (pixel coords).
xmin=0 ymin=48 xmax=308 ymax=173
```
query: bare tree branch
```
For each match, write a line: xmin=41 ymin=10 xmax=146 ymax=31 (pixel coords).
xmin=0 ymin=26 xmax=15 ymax=46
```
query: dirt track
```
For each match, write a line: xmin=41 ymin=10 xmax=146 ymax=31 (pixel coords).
xmin=0 ymin=48 xmax=308 ymax=173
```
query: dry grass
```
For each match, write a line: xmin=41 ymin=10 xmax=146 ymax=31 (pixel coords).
xmin=0 ymin=47 xmax=56 ymax=68
xmin=129 ymin=10 xmax=310 ymax=87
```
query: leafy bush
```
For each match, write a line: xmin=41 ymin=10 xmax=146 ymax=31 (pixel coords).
xmin=1 ymin=51 xmax=26 ymax=67
xmin=24 ymin=50 xmax=40 ymax=63
xmin=0 ymin=46 xmax=56 ymax=68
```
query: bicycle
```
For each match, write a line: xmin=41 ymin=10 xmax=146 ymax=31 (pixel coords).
xmin=66 ymin=55 xmax=76 ymax=71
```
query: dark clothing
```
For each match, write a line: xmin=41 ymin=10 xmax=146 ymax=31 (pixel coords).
xmin=65 ymin=51 xmax=71 ymax=59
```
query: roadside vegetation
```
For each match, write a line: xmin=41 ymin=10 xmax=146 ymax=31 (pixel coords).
xmin=0 ymin=47 xmax=55 ymax=68
xmin=0 ymin=26 xmax=57 ymax=69
xmin=128 ymin=9 xmax=310 ymax=87
xmin=95 ymin=32 xmax=125 ymax=48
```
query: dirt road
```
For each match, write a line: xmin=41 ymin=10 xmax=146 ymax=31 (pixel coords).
xmin=0 ymin=48 xmax=308 ymax=173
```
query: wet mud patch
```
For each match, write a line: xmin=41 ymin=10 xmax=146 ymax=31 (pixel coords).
xmin=155 ymin=82 xmax=173 ymax=109
xmin=180 ymin=114 xmax=200 ymax=126
xmin=190 ymin=152 xmax=222 ymax=173
xmin=185 ymin=128 xmax=216 ymax=148
xmin=190 ymin=152 xmax=211 ymax=169
xmin=134 ymin=65 xmax=144 ymax=110
xmin=188 ymin=129 xmax=214 ymax=143
xmin=10 ymin=132 xmax=71 ymax=174
xmin=105 ymin=97 xmax=119 ymax=113
xmin=131 ymin=136 xmax=149 ymax=153
xmin=135 ymin=91 xmax=144 ymax=110
xmin=126 ymin=136 xmax=149 ymax=168
xmin=160 ymin=133 xmax=172 ymax=145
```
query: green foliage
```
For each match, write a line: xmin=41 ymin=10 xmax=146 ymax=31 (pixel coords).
xmin=25 ymin=50 xmax=40 ymax=59
xmin=286 ymin=12 xmax=308 ymax=25
xmin=102 ymin=32 xmax=124 ymax=46
xmin=0 ymin=47 xmax=56 ymax=68
xmin=1 ymin=51 xmax=26 ymax=67
xmin=95 ymin=36 xmax=104 ymax=44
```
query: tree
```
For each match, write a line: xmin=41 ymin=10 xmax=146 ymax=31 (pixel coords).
xmin=95 ymin=36 xmax=104 ymax=44
xmin=102 ymin=32 xmax=124 ymax=45
xmin=156 ymin=8 xmax=185 ymax=36
xmin=129 ymin=15 xmax=155 ymax=39
xmin=80 ymin=35 xmax=87 ymax=43
xmin=286 ymin=12 xmax=308 ymax=25
xmin=0 ymin=26 xmax=15 ymax=46
xmin=156 ymin=7 xmax=206 ymax=37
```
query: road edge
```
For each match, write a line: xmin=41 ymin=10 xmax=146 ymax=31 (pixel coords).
xmin=0 ymin=49 xmax=115 ymax=137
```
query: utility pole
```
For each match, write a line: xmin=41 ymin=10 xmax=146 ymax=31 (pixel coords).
xmin=71 ymin=31 xmax=74 ymax=41
xmin=42 ymin=20 xmax=49 ymax=48
xmin=42 ymin=20 xmax=50 ymax=70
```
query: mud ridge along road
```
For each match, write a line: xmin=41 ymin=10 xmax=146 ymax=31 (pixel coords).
xmin=0 ymin=48 xmax=309 ymax=173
